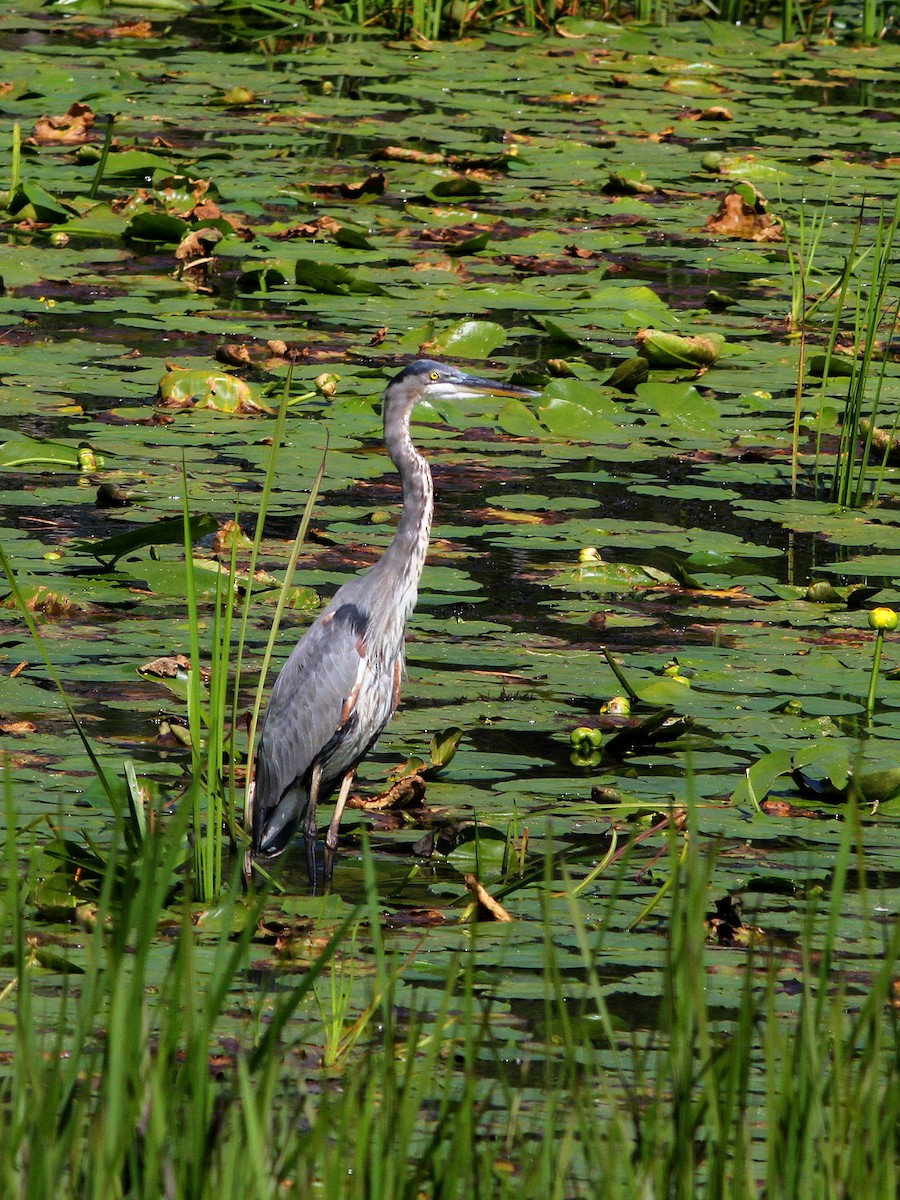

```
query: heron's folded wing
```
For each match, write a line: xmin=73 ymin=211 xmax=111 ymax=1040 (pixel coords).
xmin=254 ymin=600 xmax=370 ymax=818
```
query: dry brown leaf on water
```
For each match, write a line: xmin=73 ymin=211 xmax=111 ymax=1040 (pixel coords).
xmin=272 ymin=215 xmax=344 ymax=240
xmin=139 ymin=654 xmax=211 ymax=687
xmin=28 ymin=102 xmax=95 ymax=146
xmin=212 ymin=519 xmax=252 ymax=554
xmin=191 ymin=200 xmax=253 ymax=239
xmin=216 ymin=340 xmax=291 ymax=370
xmin=463 ymin=875 xmax=514 ymax=922
xmin=175 ymin=226 xmax=223 ymax=262
xmin=382 ymin=908 xmax=447 ymax=928
xmin=565 ymin=244 xmax=601 ymax=260
xmin=340 ymin=172 xmax=386 ymax=198
xmin=704 ymin=191 xmax=783 ymax=242
xmin=307 ymin=172 xmax=385 ymax=200
xmin=110 ymin=20 xmax=154 ymax=37
xmin=0 ymin=718 xmax=37 ymax=736
xmin=372 ymin=145 xmax=445 ymax=164
xmin=694 ymin=105 xmax=733 ymax=121
xmin=6 ymin=586 xmax=80 ymax=616
xmin=346 ymin=773 xmax=427 ymax=812
xmin=761 ymin=799 xmax=821 ymax=819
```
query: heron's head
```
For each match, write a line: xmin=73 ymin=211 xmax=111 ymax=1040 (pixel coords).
xmin=387 ymin=358 xmax=540 ymax=408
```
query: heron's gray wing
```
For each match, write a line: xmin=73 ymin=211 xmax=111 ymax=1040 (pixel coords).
xmin=253 ymin=600 xmax=370 ymax=854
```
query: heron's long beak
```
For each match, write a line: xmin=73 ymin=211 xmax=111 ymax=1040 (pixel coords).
xmin=457 ymin=374 xmax=541 ymax=400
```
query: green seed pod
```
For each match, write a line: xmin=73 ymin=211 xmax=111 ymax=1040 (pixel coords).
xmin=570 ymin=726 xmax=595 ymax=750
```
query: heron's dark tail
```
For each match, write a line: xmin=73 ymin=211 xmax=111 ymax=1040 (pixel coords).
xmin=251 ymin=758 xmax=305 ymax=858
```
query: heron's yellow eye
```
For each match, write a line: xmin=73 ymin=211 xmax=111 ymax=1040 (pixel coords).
xmin=429 ymin=370 xmax=439 ymax=381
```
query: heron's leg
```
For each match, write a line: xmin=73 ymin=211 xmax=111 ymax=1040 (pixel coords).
xmin=304 ymin=763 xmax=323 ymax=886
xmin=322 ymin=769 xmax=355 ymax=883
xmin=325 ymin=770 xmax=355 ymax=852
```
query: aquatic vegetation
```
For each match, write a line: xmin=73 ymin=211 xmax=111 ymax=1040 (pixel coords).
xmin=1 ymin=4 xmax=900 ymax=1191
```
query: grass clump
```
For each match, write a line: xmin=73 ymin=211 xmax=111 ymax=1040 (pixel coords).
xmin=1 ymin=787 xmax=898 ymax=1198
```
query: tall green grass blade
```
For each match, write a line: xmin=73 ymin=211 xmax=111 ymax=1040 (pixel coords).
xmin=87 ymin=112 xmax=116 ymax=200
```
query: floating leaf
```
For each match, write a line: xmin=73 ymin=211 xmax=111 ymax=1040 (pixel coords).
xmin=0 ymin=431 xmax=103 ymax=470
xmin=636 ymin=328 xmax=725 ymax=367
xmin=429 ymin=726 xmax=462 ymax=769
xmin=424 ymin=320 xmax=506 ymax=358
xmin=156 ymin=367 xmax=271 ymax=414
xmin=72 ymin=514 xmax=218 ymax=567
xmin=4 ymin=181 xmax=75 ymax=223
xmin=124 ymin=211 xmax=190 ymax=244
xmin=294 ymin=258 xmax=386 ymax=295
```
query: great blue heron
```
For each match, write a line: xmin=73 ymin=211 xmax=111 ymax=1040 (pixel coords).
xmin=250 ymin=359 xmax=539 ymax=882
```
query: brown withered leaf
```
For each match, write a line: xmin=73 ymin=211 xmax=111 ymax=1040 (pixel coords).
xmin=110 ymin=20 xmax=154 ymax=37
xmin=500 ymin=253 xmax=586 ymax=275
xmin=705 ymin=191 xmax=783 ymax=242
xmin=5 ymin=587 xmax=81 ymax=617
xmin=271 ymin=215 xmax=344 ymax=241
xmin=190 ymin=200 xmax=252 ymax=239
xmin=175 ymin=226 xmax=223 ymax=262
xmin=28 ymin=102 xmax=95 ymax=146
xmin=382 ymin=908 xmax=447 ymax=928
xmin=0 ymin=718 xmax=37 ymax=736
xmin=463 ymin=875 xmax=514 ymax=922
xmin=217 ymin=343 xmax=255 ymax=367
xmin=372 ymin=145 xmax=445 ymax=164
xmin=338 ymin=172 xmax=386 ymax=199
xmin=139 ymin=653 xmax=193 ymax=678
xmin=694 ymin=105 xmax=733 ymax=120
xmin=346 ymin=773 xmax=427 ymax=812
xmin=212 ymin=519 xmax=251 ymax=555
xmin=761 ymin=799 xmax=821 ymax=819
xmin=564 ymin=244 xmax=601 ymax=260
xmin=140 ymin=655 xmax=212 ymax=687
xmin=216 ymin=340 xmax=291 ymax=369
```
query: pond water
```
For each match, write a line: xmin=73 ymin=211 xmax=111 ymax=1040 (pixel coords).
xmin=1 ymin=1 xmax=899 ymax=1184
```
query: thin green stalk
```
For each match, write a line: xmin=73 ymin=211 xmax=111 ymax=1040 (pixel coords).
xmin=3 ymin=122 xmax=21 ymax=209
xmin=87 ymin=113 xmax=116 ymax=200
xmin=861 ymin=0 xmax=881 ymax=41
xmin=850 ymin=202 xmax=900 ymax=507
xmin=865 ymin=608 xmax=897 ymax=720
xmin=781 ymin=0 xmax=794 ymax=42
xmin=830 ymin=197 xmax=900 ymax=507
xmin=811 ymin=248 xmax=858 ymax=495
xmin=181 ymin=456 xmax=210 ymax=897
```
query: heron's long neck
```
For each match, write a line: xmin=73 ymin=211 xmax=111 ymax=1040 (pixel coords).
xmin=376 ymin=405 xmax=434 ymax=619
